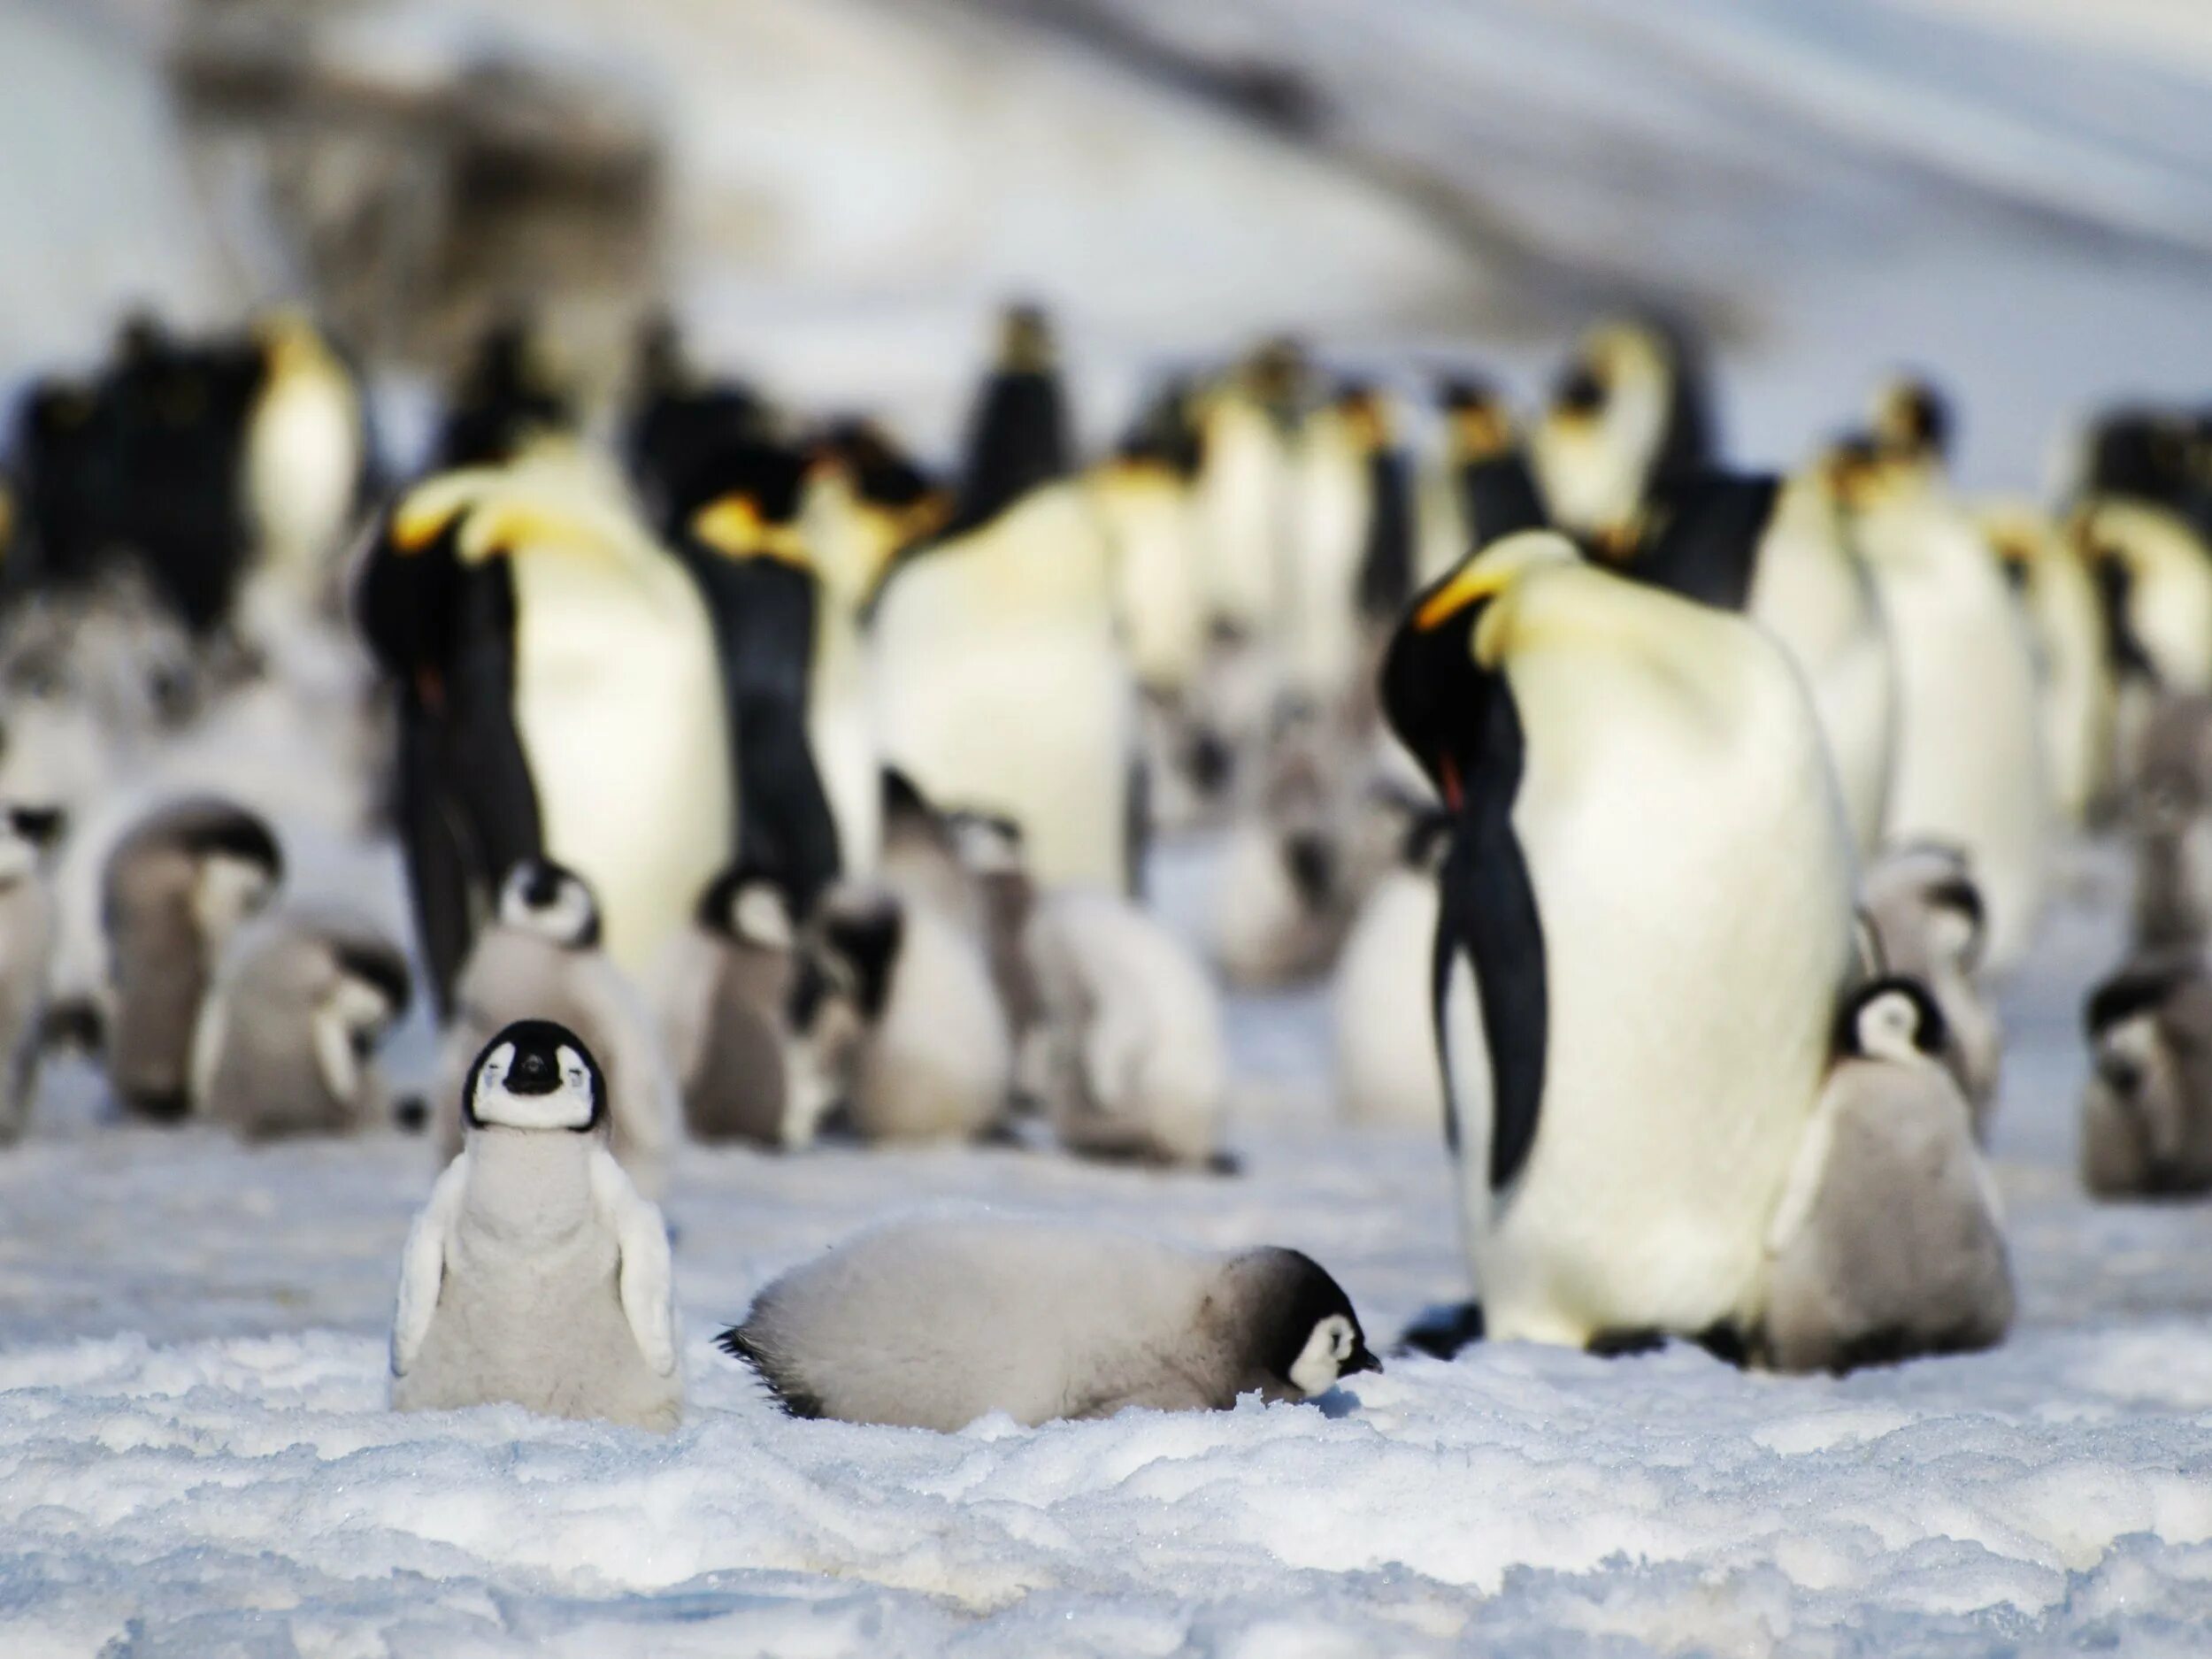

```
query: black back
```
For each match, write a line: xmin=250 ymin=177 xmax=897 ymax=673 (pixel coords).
xmin=947 ymin=307 xmax=1069 ymax=535
xmin=1631 ymin=471 xmax=1781 ymax=611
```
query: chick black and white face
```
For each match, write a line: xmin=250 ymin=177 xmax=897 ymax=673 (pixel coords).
xmin=1286 ymin=1313 xmax=1378 ymax=1398
xmin=191 ymin=852 xmax=280 ymax=947
xmin=499 ymin=859 xmax=600 ymax=950
xmin=727 ymin=881 xmax=794 ymax=952
xmin=464 ymin=1021 xmax=603 ymax=1133
xmin=1846 ymin=979 xmax=1947 ymax=1067
xmin=0 ymin=804 xmax=59 ymax=887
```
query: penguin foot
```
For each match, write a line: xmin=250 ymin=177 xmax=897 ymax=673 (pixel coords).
xmin=123 ymin=1089 xmax=191 ymax=1125
xmin=1396 ymin=1301 xmax=1485 ymax=1359
xmin=1586 ymin=1328 xmax=1668 ymax=1359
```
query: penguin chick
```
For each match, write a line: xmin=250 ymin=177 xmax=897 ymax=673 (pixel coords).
xmin=433 ymin=859 xmax=680 ymax=1198
xmin=189 ymin=909 xmax=411 ymax=1140
xmin=1333 ymin=800 xmax=1453 ymax=1131
xmin=391 ymin=1019 xmax=681 ymax=1431
xmin=787 ymin=881 xmax=1011 ymax=1145
xmin=99 ymin=796 xmax=282 ymax=1121
xmin=2125 ymin=693 xmax=2212 ymax=950
xmin=1024 ymin=890 xmax=1228 ymax=1169
xmin=654 ymin=864 xmax=795 ymax=1147
xmin=1761 ymin=977 xmax=2014 ymax=1374
xmin=2081 ymin=949 xmax=2212 ymax=1197
xmin=717 ymin=1216 xmax=1378 ymax=1430
xmin=1860 ymin=843 xmax=2002 ymax=1136
xmin=0 ymin=805 xmax=64 ymax=1142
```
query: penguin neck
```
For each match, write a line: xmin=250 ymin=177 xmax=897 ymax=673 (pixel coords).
xmin=464 ymin=1126 xmax=599 ymax=1238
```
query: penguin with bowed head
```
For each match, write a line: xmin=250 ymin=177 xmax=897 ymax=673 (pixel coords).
xmin=653 ymin=864 xmax=797 ymax=1148
xmin=433 ymin=858 xmax=680 ymax=1199
xmin=0 ymin=805 xmax=65 ymax=1142
xmin=391 ymin=1019 xmax=681 ymax=1431
xmin=1860 ymin=842 xmax=2002 ymax=1138
xmin=99 ymin=796 xmax=283 ymax=1122
xmin=189 ymin=909 xmax=411 ymax=1140
xmin=1379 ymin=530 xmax=1857 ymax=1353
xmin=717 ymin=1216 xmax=1377 ymax=1431
xmin=1528 ymin=316 xmax=1714 ymax=547
xmin=2081 ymin=949 xmax=2212 ymax=1198
xmin=1760 ymin=977 xmax=2014 ymax=1374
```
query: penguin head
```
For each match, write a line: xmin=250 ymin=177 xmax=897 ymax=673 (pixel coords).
xmin=331 ymin=935 xmax=413 ymax=1038
xmin=631 ymin=309 xmax=690 ymax=398
xmin=1872 ymin=374 xmax=1953 ymax=470
xmin=1379 ymin=531 xmax=1578 ymax=809
xmin=995 ymin=303 xmax=1056 ymax=374
xmin=177 ymin=803 xmax=284 ymax=946
xmin=1242 ymin=1248 xmax=1380 ymax=1398
xmin=1869 ymin=841 xmax=1987 ymax=975
xmin=463 ymin=1018 xmax=605 ymax=1134
xmin=1837 ymin=976 xmax=1949 ymax=1068
xmin=1438 ymin=375 xmax=1517 ymax=465
xmin=499 ymin=857 xmax=601 ymax=950
xmin=685 ymin=442 xmax=811 ymax=565
xmin=2080 ymin=951 xmax=2212 ymax=1194
xmin=1114 ymin=379 xmax=1204 ymax=480
xmin=809 ymin=420 xmax=949 ymax=566
xmin=793 ymin=885 xmax=905 ymax=1030
xmin=1532 ymin=321 xmax=1678 ymax=536
xmin=697 ymin=864 xmax=795 ymax=952
xmin=1331 ymin=382 xmax=1393 ymax=453
xmin=1242 ymin=335 xmax=1309 ymax=425
xmin=252 ymin=308 xmax=333 ymax=381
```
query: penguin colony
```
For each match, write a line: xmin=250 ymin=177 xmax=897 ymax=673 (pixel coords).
xmin=0 ymin=296 xmax=2207 ymax=1435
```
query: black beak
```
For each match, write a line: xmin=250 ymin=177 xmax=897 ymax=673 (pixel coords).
xmin=1343 ymin=1340 xmax=1382 ymax=1378
xmin=506 ymin=1048 xmax=560 ymax=1095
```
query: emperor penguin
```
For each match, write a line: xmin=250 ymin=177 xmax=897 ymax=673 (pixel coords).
xmin=653 ymin=864 xmax=796 ymax=1147
xmin=619 ymin=311 xmax=772 ymax=534
xmin=1023 ymin=888 xmax=1230 ymax=1170
xmin=1417 ymin=378 xmax=1548 ymax=587
xmin=2071 ymin=498 xmax=2212 ymax=789
xmin=1333 ymin=799 xmax=1453 ymax=1132
xmin=1835 ymin=419 xmax=2048 ymax=972
xmin=2082 ymin=949 xmax=2212 ymax=1197
xmin=434 ymin=313 xmax=575 ymax=469
xmin=1192 ymin=337 xmax=1307 ymax=640
xmin=2126 ymin=693 xmax=2212 ymax=949
xmin=1379 ymin=530 xmax=1857 ymax=1350
xmin=717 ymin=1215 xmax=1378 ymax=1431
xmin=0 ymin=805 xmax=64 ymax=1143
xmin=1860 ymin=843 xmax=2002 ymax=1136
xmin=802 ymin=421 xmax=950 ymax=875
xmin=870 ymin=313 xmax=1135 ymax=891
xmin=242 ymin=310 xmax=371 ymax=612
xmin=677 ymin=443 xmax=843 ymax=917
xmin=189 ymin=909 xmax=411 ymax=1140
xmin=1760 ymin=976 xmax=2013 ymax=1374
xmin=1529 ymin=317 xmax=1714 ymax=545
xmin=1282 ymin=383 xmax=1415 ymax=709
xmin=391 ymin=1019 xmax=682 ymax=1431
xmin=433 ymin=858 xmax=680 ymax=1200
xmin=2079 ymin=405 xmax=2212 ymax=542
xmin=100 ymin=796 xmax=283 ymax=1121
xmin=357 ymin=445 xmax=735 ymax=992
xmin=787 ymin=879 xmax=1011 ymax=1146
xmin=1980 ymin=503 xmax=2112 ymax=828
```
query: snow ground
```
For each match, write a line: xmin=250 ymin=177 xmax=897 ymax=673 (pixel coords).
xmin=4 ymin=839 xmax=2212 ymax=1656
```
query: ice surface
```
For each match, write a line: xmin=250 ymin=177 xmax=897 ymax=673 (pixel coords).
xmin=4 ymin=835 xmax=2212 ymax=1655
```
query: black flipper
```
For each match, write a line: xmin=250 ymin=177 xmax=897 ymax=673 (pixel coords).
xmin=1633 ymin=471 xmax=1779 ymax=611
xmin=443 ymin=559 xmax=545 ymax=891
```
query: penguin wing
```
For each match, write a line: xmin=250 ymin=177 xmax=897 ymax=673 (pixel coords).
xmin=588 ymin=1147 xmax=678 ymax=1376
xmin=392 ymin=1155 xmax=469 ymax=1375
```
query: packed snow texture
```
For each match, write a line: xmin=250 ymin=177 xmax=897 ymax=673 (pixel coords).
xmin=4 ymin=841 xmax=2212 ymax=1655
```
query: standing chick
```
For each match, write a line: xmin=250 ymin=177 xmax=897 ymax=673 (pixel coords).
xmin=656 ymin=865 xmax=796 ymax=1147
xmin=1761 ymin=978 xmax=2014 ymax=1373
xmin=2125 ymin=693 xmax=2212 ymax=950
xmin=391 ymin=1019 xmax=681 ymax=1431
xmin=100 ymin=796 xmax=282 ymax=1120
xmin=0 ymin=805 xmax=64 ymax=1141
xmin=1024 ymin=889 xmax=1230 ymax=1169
xmin=434 ymin=858 xmax=680 ymax=1198
xmin=190 ymin=910 xmax=411 ymax=1139
xmin=1860 ymin=843 xmax=2002 ymax=1136
xmin=718 ymin=1216 xmax=1378 ymax=1430
xmin=2082 ymin=949 xmax=2212 ymax=1197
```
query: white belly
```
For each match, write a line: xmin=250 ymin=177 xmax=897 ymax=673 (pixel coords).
xmin=1333 ymin=870 xmax=1445 ymax=1132
xmin=511 ymin=549 xmax=734 ymax=974
xmin=248 ymin=373 xmax=361 ymax=592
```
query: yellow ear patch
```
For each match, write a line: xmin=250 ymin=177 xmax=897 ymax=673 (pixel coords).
xmin=691 ymin=495 xmax=812 ymax=566
xmin=1413 ymin=560 xmax=1512 ymax=631
xmin=390 ymin=478 xmax=482 ymax=554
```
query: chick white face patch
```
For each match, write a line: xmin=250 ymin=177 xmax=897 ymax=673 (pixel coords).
xmin=1288 ymin=1313 xmax=1359 ymax=1397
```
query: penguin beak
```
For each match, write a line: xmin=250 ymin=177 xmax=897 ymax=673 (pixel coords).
xmin=1343 ymin=1340 xmax=1382 ymax=1378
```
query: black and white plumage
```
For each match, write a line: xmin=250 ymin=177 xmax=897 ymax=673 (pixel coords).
xmin=1760 ymin=977 xmax=2014 ymax=1374
xmin=717 ymin=1217 xmax=1378 ymax=1431
xmin=391 ymin=1019 xmax=681 ymax=1431
xmin=654 ymin=864 xmax=796 ymax=1147
xmin=0 ymin=805 xmax=63 ymax=1142
xmin=2081 ymin=949 xmax=2212 ymax=1198
xmin=432 ymin=859 xmax=680 ymax=1197
xmin=1860 ymin=843 xmax=2002 ymax=1137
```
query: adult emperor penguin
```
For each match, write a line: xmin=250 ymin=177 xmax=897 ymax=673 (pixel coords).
xmin=0 ymin=806 xmax=64 ymax=1143
xmin=1980 ymin=502 xmax=2112 ymax=829
xmin=1837 ymin=419 xmax=2048 ymax=972
xmin=1282 ymin=383 xmax=1415 ymax=708
xmin=1379 ymin=530 xmax=1857 ymax=1350
xmin=718 ymin=1215 xmax=1377 ymax=1430
xmin=1761 ymin=977 xmax=2013 ymax=1373
xmin=1529 ymin=317 xmax=1714 ymax=545
xmin=357 ymin=444 xmax=735 ymax=991
xmin=391 ymin=1019 xmax=682 ymax=1431
xmin=1191 ymin=337 xmax=1306 ymax=639
xmin=242 ymin=310 xmax=372 ymax=611
xmin=100 ymin=796 xmax=283 ymax=1121
xmin=2081 ymin=949 xmax=2212 ymax=1196
xmin=1417 ymin=378 xmax=1548 ymax=587
xmin=620 ymin=311 xmax=772 ymax=534
xmin=190 ymin=910 xmax=410 ymax=1139
xmin=434 ymin=313 xmax=575 ymax=469
xmin=870 ymin=313 xmax=1135 ymax=890
xmin=1094 ymin=382 xmax=1210 ymax=702
xmin=2072 ymin=498 xmax=2212 ymax=790
xmin=678 ymin=442 xmax=842 ymax=917
xmin=433 ymin=858 xmax=680 ymax=1199
xmin=653 ymin=864 xmax=796 ymax=1147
